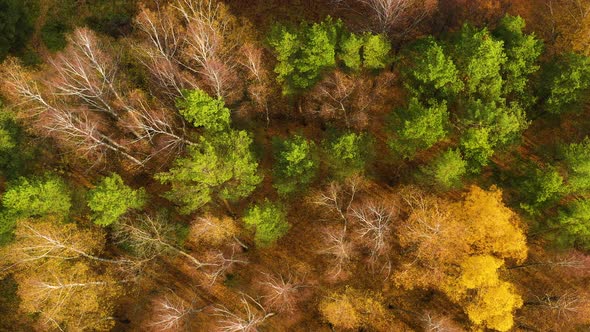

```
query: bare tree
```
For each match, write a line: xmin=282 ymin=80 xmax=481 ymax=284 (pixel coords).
xmin=356 ymin=0 xmax=437 ymax=37
xmin=148 ymin=291 xmax=199 ymax=331
xmin=213 ymin=294 xmax=274 ymax=332
xmin=421 ymin=312 xmax=464 ymax=332
xmin=318 ymin=226 xmax=355 ymax=279
xmin=202 ymin=245 xmax=247 ymax=285
xmin=258 ymin=272 xmax=307 ymax=313
xmin=351 ymin=203 xmax=395 ymax=258
xmin=114 ymin=214 xmax=210 ymax=269
xmin=535 ymin=291 xmax=590 ymax=320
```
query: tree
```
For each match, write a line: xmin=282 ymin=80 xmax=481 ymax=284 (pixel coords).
xmin=339 ymin=32 xmax=364 ymax=70
xmin=319 ymin=287 xmax=392 ymax=331
xmin=273 ymin=135 xmax=318 ymax=195
xmin=362 ymin=33 xmax=392 ymax=69
xmin=452 ymin=24 xmax=506 ymax=101
xmin=493 ymin=15 xmax=543 ymax=100
xmin=553 ymin=199 xmax=590 ymax=249
xmin=242 ymin=201 xmax=290 ymax=247
xmin=0 ymin=176 xmax=71 ymax=239
xmin=325 ymin=131 xmax=372 ymax=178
xmin=420 ymin=148 xmax=466 ymax=189
xmin=2 ymin=219 xmax=123 ymax=331
xmin=388 ymin=98 xmax=449 ymax=158
xmin=88 ymin=173 xmax=147 ymax=227
xmin=401 ymin=37 xmax=463 ymax=99
xmin=519 ymin=166 xmax=565 ymax=215
xmin=563 ymin=137 xmax=590 ymax=192
xmin=0 ymin=0 xmax=35 ymax=60
xmin=355 ymin=0 xmax=437 ymax=37
xmin=459 ymin=127 xmax=494 ymax=172
xmin=156 ymin=130 xmax=262 ymax=214
xmin=395 ymin=186 xmax=527 ymax=331
xmin=543 ymin=53 xmax=590 ymax=114
xmin=268 ymin=17 xmax=343 ymax=94
xmin=176 ymin=89 xmax=231 ymax=132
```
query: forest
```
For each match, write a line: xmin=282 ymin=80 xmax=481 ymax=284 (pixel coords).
xmin=0 ymin=0 xmax=590 ymax=331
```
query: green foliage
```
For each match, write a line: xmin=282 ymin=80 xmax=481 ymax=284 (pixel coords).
xmin=493 ymin=15 xmax=543 ymax=100
xmin=519 ymin=166 xmax=565 ymax=215
xmin=388 ymin=98 xmax=449 ymax=158
xmin=0 ymin=176 xmax=71 ymax=240
xmin=177 ymin=89 xmax=231 ymax=132
xmin=543 ymin=53 xmax=590 ymax=114
xmin=452 ymin=24 xmax=506 ymax=101
xmin=273 ymin=135 xmax=318 ymax=195
xmin=563 ymin=137 xmax=590 ymax=193
xmin=41 ymin=20 xmax=69 ymax=51
xmin=339 ymin=32 xmax=364 ymax=70
xmin=553 ymin=199 xmax=590 ymax=249
xmin=0 ymin=0 xmax=36 ymax=60
xmin=87 ymin=174 xmax=146 ymax=226
xmin=242 ymin=200 xmax=290 ymax=247
xmin=462 ymin=99 xmax=529 ymax=146
xmin=402 ymin=37 xmax=463 ymax=99
xmin=156 ymin=130 xmax=262 ymax=214
xmin=325 ymin=131 xmax=372 ymax=178
xmin=0 ymin=108 xmax=32 ymax=179
xmin=421 ymin=149 xmax=467 ymax=190
xmin=460 ymin=128 xmax=494 ymax=173
xmin=269 ymin=17 xmax=342 ymax=94
xmin=362 ymin=33 xmax=391 ymax=69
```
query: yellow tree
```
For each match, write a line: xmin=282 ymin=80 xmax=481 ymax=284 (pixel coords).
xmin=1 ymin=219 xmax=125 ymax=331
xmin=396 ymin=186 xmax=528 ymax=331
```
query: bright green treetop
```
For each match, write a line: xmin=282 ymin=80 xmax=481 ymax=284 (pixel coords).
xmin=325 ymin=131 xmax=371 ymax=178
xmin=176 ymin=89 xmax=230 ymax=132
xmin=339 ymin=32 xmax=364 ymax=70
xmin=362 ymin=33 xmax=391 ymax=69
xmin=519 ymin=166 xmax=565 ymax=215
xmin=156 ymin=130 xmax=262 ymax=214
xmin=544 ymin=53 xmax=590 ymax=114
xmin=269 ymin=17 xmax=342 ymax=94
xmin=388 ymin=98 xmax=449 ymax=158
xmin=453 ymin=24 xmax=506 ymax=101
xmin=493 ymin=15 xmax=543 ymax=99
xmin=87 ymin=173 xmax=146 ymax=226
xmin=273 ymin=135 xmax=318 ymax=195
xmin=402 ymin=37 xmax=463 ymax=99
xmin=462 ymin=99 xmax=528 ymax=146
xmin=242 ymin=200 xmax=290 ymax=247
xmin=421 ymin=148 xmax=467 ymax=190
xmin=553 ymin=199 xmax=590 ymax=249
xmin=460 ymin=127 xmax=495 ymax=173
xmin=563 ymin=137 xmax=590 ymax=192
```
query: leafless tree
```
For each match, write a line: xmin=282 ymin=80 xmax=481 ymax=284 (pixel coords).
xmin=149 ymin=291 xmax=199 ymax=331
xmin=258 ymin=271 xmax=307 ymax=313
xmin=421 ymin=312 xmax=464 ymax=332
xmin=213 ymin=294 xmax=274 ymax=332
xmin=351 ymin=203 xmax=395 ymax=258
xmin=318 ymin=226 xmax=355 ymax=279
xmin=202 ymin=245 xmax=247 ymax=285
xmin=535 ymin=291 xmax=590 ymax=319
xmin=355 ymin=0 xmax=437 ymax=37
xmin=114 ymin=215 xmax=211 ymax=269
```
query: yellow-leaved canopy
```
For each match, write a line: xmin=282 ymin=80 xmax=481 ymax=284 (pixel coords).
xmin=396 ymin=185 xmax=528 ymax=332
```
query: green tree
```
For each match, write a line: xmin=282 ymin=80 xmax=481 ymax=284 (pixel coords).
xmin=0 ymin=176 xmax=71 ymax=242
xmin=402 ymin=37 xmax=463 ymax=99
xmin=519 ymin=166 xmax=565 ymax=215
xmin=462 ymin=99 xmax=529 ymax=146
xmin=553 ymin=199 xmax=590 ymax=249
xmin=87 ymin=173 xmax=146 ymax=226
xmin=242 ymin=200 xmax=290 ymax=247
xmin=269 ymin=17 xmax=343 ymax=94
xmin=543 ymin=53 xmax=590 ymax=114
xmin=362 ymin=33 xmax=391 ymax=69
xmin=0 ymin=106 xmax=32 ymax=178
xmin=273 ymin=135 xmax=318 ymax=195
xmin=563 ymin=137 xmax=590 ymax=192
xmin=460 ymin=128 xmax=495 ymax=172
xmin=156 ymin=130 xmax=262 ymax=214
xmin=325 ymin=131 xmax=371 ymax=178
xmin=388 ymin=98 xmax=449 ymax=158
xmin=452 ymin=24 xmax=506 ymax=101
xmin=420 ymin=149 xmax=467 ymax=189
xmin=493 ymin=15 xmax=543 ymax=100
xmin=339 ymin=32 xmax=364 ymax=70
xmin=0 ymin=0 xmax=36 ymax=60
xmin=176 ymin=89 xmax=230 ymax=132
